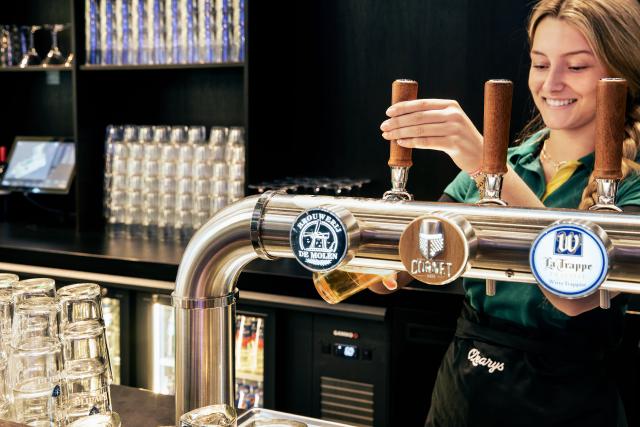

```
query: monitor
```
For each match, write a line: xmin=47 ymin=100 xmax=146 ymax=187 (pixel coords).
xmin=1 ymin=136 xmax=76 ymax=194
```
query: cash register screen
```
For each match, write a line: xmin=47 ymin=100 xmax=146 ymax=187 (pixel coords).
xmin=1 ymin=137 xmax=75 ymax=194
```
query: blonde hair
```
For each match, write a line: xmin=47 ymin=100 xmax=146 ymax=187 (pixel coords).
xmin=525 ymin=0 xmax=640 ymax=209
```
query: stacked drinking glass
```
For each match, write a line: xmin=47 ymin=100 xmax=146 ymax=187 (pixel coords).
xmin=225 ymin=127 xmax=246 ymax=205
xmin=104 ymin=124 xmax=246 ymax=241
xmin=0 ymin=275 xmax=118 ymax=426
xmin=58 ymin=283 xmax=114 ymax=424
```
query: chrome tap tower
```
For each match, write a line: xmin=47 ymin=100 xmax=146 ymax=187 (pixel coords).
xmin=172 ymin=78 xmax=635 ymax=425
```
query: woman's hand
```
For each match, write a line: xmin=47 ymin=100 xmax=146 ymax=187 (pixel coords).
xmin=380 ymin=99 xmax=484 ymax=173
xmin=368 ymin=271 xmax=413 ymax=295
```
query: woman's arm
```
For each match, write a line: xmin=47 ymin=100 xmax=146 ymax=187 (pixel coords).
xmin=381 ymin=99 xmax=544 ymax=208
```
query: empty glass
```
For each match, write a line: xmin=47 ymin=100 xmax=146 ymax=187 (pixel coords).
xmin=0 ymin=289 xmax=13 ymax=340
xmin=58 ymin=283 xmax=103 ymax=327
xmin=62 ymin=320 xmax=111 ymax=380
xmin=68 ymin=411 xmax=121 ymax=427
xmin=18 ymin=25 xmax=41 ymax=67
xmin=209 ymin=127 xmax=228 ymax=146
xmin=212 ymin=162 xmax=227 ymax=179
xmin=42 ymin=24 xmax=67 ymax=66
xmin=9 ymin=338 xmax=64 ymax=426
xmin=0 ymin=273 xmax=19 ymax=290
xmin=211 ymin=180 xmax=227 ymax=197
xmin=0 ymin=349 xmax=9 ymax=419
xmin=64 ymin=365 xmax=112 ymax=424
xmin=179 ymin=404 xmax=237 ymax=427
xmin=228 ymin=163 xmax=244 ymax=181
xmin=12 ymin=297 xmax=60 ymax=346
xmin=13 ymin=278 xmax=56 ymax=305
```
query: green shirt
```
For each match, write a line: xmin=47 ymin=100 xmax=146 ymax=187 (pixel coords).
xmin=443 ymin=130 xmax=640 ymax=330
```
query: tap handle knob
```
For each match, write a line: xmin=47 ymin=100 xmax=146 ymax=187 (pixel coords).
xmin=388 ymin=79 xmax=419 ymax=168
xmin=482 ymin=79 xmax=513 ymax=175
xmin=595 ymin=78 xmax=627 ymax=180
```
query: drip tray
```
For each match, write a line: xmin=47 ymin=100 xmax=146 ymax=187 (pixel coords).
xmin=237 ymin=408 xmax=354 ymax=427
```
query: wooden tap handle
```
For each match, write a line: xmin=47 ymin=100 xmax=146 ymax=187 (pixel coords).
xmin=388 ymin=79 xmax=419 ymax=168
xmin=482 ymin=80 xmax=513 ymax=175
xmin=594 ymin=78 xmax=627 ymax=180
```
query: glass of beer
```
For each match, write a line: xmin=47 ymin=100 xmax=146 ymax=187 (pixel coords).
xmin=313 ymin=265 xmax=397 ymax=304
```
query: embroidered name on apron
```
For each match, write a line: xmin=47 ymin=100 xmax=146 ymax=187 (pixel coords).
xmin=467 ymin=348 xmax=505 ymax=373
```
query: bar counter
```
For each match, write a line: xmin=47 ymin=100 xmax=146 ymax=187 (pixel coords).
xmin=0 ymin=385 xmax=175 ymax=427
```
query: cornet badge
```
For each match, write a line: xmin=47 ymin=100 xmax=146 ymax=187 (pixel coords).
xmin=399 ymin=213 xmax=475 ymax=286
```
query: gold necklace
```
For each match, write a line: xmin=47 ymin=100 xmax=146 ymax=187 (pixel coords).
xmin=540 ymin=143 xmax=568 ymax=173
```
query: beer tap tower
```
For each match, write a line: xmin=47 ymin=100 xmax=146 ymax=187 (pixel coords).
xmin=477 ymin=80 xmax=513 ymax=296
xmin=591 ymin=78 xmax=627 ymax=309
xmin=383 ymin=79 xmax=418 ymax=201
xmin=172 ymin=79 xmax=639 ymax=425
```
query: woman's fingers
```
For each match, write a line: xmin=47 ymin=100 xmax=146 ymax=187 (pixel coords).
xmin=386 ymin=99 xmax=457 ymax=117
xmin=381 ymin=273 xmax=398 ymax=291
xmin=381 ymin=109 xmax=449 ymax=132
xmin=381 ymin=122 xmax=453 ymax=141
xmin=395 ymin=136 xmax=451 ymax=150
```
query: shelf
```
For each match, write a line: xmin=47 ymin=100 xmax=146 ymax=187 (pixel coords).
xmin=80 ymin=62 xmax=244 ymax=71
xmin=0 ymin=66 xmax=73 ymax=72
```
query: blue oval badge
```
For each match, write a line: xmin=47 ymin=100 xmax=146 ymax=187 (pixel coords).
xmin=529 ymin=223 xmax=609 ymax=298
xmin=290 ymin=208 xmax=349 ymax=272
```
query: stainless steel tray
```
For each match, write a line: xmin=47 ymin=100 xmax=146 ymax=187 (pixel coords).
xmin=237 ymin=408 xmax=354 ymax=427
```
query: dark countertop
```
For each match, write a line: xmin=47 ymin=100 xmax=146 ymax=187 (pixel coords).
xmin=0 ymin=385 xmax=174 ymax=427
xmin=0 ymin=222 xmax=311 ymax=282
xmin=112 ymin=384 xmax=175 ymax=426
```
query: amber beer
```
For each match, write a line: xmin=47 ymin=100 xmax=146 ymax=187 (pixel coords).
xmin=312 ymin=266 xmax=396 ymax=304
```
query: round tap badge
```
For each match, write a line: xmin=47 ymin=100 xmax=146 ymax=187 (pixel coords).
xmin=399 ymin=213 xmax=476 ymax=285
xmin=529 ymin=221 xmax=611 ymax=298
xmin=290 ymin=207 xmax=358 ymax=273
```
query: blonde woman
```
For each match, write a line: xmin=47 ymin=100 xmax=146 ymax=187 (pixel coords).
xmin=379 ymin=0 xmax=640 ymax=425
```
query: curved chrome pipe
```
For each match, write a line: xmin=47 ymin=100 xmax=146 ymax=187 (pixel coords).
xmin=173 ymin=195 xmax=260 ymax=424
xmin=174 ymin=192 xmax=640 ymax=424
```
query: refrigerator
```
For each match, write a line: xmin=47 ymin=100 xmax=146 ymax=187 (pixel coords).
xmin=134 ymin=293 xmax=273 ymax=409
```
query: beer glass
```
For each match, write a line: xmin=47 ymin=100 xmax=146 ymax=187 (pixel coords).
xmin=58 ymin=283 xmax=103 ymax=327
xmin=0 ymin=290 xmax=13 ymax=346
xmin=312 ymin=266 xmax=397 ymax=304
xmin=61 ymin=320 xmax=111 ymax=378
xmin=0 ymin=273 xmax=19 ymax=290
xmin=9 ymin=338 xmax=64 ymax=426
xmin=0 ymin=341 xmax=10 ymax=419
xmin=12 ymin=297 xmax=60 ymax=346
xmin=179 ymin=404 xmax=237 ymax=426
xmin=67 ymin=411 xmax=121 ymax=427
xmin=13 ymin=278 xmax=56 ymax=304
xmin=64 ymin=366 xmax=112 ymax=424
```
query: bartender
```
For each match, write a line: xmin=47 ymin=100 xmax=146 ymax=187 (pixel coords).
xmin=377 ymin=0 xmax=640 ymax=425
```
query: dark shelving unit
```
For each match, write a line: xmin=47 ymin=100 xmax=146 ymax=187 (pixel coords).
xmin=0 ymin=66 xmax=73 ymax=72
xmin=79 ymin=63 xmax=244 ymax=71
xmin=0 ymin=0 xmax=248 ymax=231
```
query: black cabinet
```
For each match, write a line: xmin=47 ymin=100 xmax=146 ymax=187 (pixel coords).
xmin=0 ymin=0 xmax=246 ymax=231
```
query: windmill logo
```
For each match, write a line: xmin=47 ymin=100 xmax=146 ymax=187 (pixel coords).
xmin=419 ymin=219 xmax=445 ymax=260
xmin=290 ymin=209 xmax=348 ymax=272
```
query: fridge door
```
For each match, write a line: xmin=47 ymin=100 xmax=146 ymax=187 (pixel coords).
xmin=135 ymin=293 xmax=275 ymax=410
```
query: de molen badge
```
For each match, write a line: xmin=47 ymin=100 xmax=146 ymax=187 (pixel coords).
xmin=399 ymin=213 xmax=476 ymax=285
xmin=290 ymin=206 xmax=360 ymax=273
xmin=529 ymin=220 xmax=612 ymax=298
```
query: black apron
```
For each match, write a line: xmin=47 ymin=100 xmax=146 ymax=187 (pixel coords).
xmin=425 ymin=302 xmax=626 ymax=427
